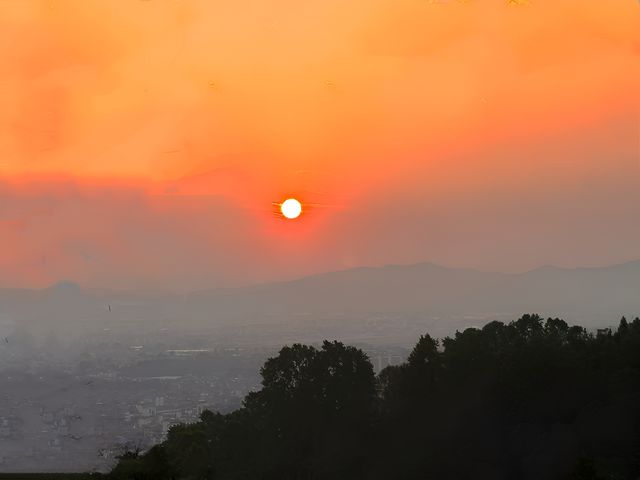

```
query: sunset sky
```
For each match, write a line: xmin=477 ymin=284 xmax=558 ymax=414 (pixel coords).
xmin=0 ymin=0 xmax=639 ymax=290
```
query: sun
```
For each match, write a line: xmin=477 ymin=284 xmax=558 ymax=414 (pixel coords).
xmin=280 ymin=198 xmax=303 ymax=219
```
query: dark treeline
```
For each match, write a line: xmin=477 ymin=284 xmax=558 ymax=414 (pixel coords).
xmin=108 ymin=315 xmax=640 ymax=480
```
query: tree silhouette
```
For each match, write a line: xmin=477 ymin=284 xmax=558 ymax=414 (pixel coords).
xmin=108 ymin=314 xmax=640 ymax=480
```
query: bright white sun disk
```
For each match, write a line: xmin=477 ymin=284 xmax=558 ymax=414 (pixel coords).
xmin=281 ymin=198 xmax=302 ymax=219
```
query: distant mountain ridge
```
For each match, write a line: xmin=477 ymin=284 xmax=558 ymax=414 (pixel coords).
xmin=1 ymin=260 xmax=639 ymax=343
xmin=188 ymin=259 xmax=640 ymax=320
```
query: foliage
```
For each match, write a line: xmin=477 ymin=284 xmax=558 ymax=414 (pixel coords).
xmin=107 ymin=315 xmax=640 ymax=480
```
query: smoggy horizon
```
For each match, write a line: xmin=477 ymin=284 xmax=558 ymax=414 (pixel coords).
xmin=2 ymin=254 xmax=640 ymax=295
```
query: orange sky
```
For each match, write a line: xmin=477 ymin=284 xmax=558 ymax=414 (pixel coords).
xmin=0 ymin=0 xmax=639 ymax=290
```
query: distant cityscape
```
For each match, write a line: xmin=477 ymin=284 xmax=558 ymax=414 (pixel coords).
xmin=0 ymin=331 xmax=407 ymax=473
